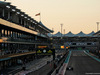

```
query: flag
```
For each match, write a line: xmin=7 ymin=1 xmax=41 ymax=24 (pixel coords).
xmin=35 ymin=13 xmax=40 ymax=16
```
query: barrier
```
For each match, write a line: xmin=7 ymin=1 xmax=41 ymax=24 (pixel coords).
xmin=26 ymin=61 xmax=54 ymax=75
xmin=51 ymin=51 xmax=69 ymax=75
xmin=8 ymin=68 xmax=22 ymax=75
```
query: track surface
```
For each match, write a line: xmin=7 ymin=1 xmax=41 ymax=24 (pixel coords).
xmin=65 ymin=51 xmax=100 ymax=75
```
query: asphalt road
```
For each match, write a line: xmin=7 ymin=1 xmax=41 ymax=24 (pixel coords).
xmin=15 ymin=56 xmax=53 ymax=75
xmin=0 ymin=56 xmax=53 ymax=75
xmin=65 ymin=50 xmax=100 ymax=75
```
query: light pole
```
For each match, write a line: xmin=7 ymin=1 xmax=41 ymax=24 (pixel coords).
xmin=96 ymin=22 xmax=99 ymax=32
xmin=64 ymin=29 xmax=65 ymax=37
xmin=52 ymin=28 xmax=54 ymax=37
xmin=61 ymin=24 xmax=63 ymax=38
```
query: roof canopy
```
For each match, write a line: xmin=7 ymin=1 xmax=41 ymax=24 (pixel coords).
xmin=39 ymin=21 xmax=53 ymax=33
xmin=48 ymin=31 xmax=95 ymax=37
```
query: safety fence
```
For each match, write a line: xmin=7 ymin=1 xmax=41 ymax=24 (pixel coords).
xmin=26 ymin=51 xmax=69 ymax=75
xmin=51 ymin=51 xmax=69 ymax=75
xmin=26 ymin=60 xmax=54 ymax=75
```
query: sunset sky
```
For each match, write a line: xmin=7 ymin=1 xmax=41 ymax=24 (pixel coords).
xmin=3 ymin=0 xmax=100 ymax=34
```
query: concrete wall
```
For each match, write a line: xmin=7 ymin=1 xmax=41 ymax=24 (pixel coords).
xmin=27 ymin=61 xmax=54 ymax=75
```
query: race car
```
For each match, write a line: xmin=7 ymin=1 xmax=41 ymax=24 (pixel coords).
xmin=66 ymin=66 xmax=73 ymax=71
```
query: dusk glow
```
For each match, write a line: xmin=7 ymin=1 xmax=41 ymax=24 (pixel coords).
xmin=3 ymin=0 xmax=100 ymax=34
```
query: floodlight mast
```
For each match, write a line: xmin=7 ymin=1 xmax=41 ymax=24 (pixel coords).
xmin=61 ymin=24 xmax=63 ymax=38
xmin=96 ymin=22 xmax=99 ymax=32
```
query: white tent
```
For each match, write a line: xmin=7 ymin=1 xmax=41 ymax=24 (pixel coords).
xmin=53 ymin=32 xmax=62 ymax=37
xmin=51 ymin=31 xmax=95 ymax=37
xmin=75 ymin=31 xmax=86 ymax=37
xmin=86 ymin=31 xmax=95 ymax=36
xmin=64 ymin=31 xmax=74 ymax=37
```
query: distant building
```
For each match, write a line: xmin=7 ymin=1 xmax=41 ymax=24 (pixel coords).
xmin=93 ymin=30 xmax=100 ymax=55
xmin=93 ymin=30 xmax=100 ymax=37
xmin=50 ymin=31 xmax=99 ymax=51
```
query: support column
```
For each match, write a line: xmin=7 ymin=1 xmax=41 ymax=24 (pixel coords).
xmin=0 ymin=28 xmax=2 ymax=37
xmin=23 ymin=20 xmax=26 ymax=27
xmin=2 ymin=8 xmax=5 ymax=17
xmin=21 ymin=18 xmax=22 ymax=25
xmin=0 ymin=43 xmax=2 ymax=55
xmin=22 ymin=20 xmax=24 ymax=26
xmin=4 ymin=29 xmax=5 ymax=37
xmin=35 ymin=36 xmax=37 ymax=40
xmin=8 ymin=11 xmax=10 ymax=20
xmin=9 ymin=31 xmax=11 ymax=37
xmin=7 ymin=30 xmax=8 ymax=37
xmin=12 ymin=31 xmax=13 ymax=37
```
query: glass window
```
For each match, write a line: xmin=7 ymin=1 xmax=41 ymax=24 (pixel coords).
xmin=4 ymin=9 xmax=9 ymax=20
xmin=11 ymin=31 xmax=13 ymax=37
xmin=5 ymin=30 xmax=7 ymax=36
xmin=2 ymin=29 xmax=4 ymax=36
xmin=2 ymin=43 xmax=4 ymax=50
xmin=15 ymin=32 xmax=17 ymax=38
xmin=0 ymin=8 xmax=3 ymax=18
xmin=8 ymin=30 xmax=10 ymax=36
xmin=20 ymin=33 xmax=22 ymax=37
xmin=13 ymin=32 xmax=15 ymax=38
xmin=17 ymin=33 xmax=19 ymax=37
xmin=0 ymin=43 xmax=2 ymax=50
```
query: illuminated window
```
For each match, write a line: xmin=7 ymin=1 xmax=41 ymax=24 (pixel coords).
xmin=11 ymin=31 xmax=13 ymax=37
xmin=8 ymin=30 xmax=10 ymax=36
xmin=2 ymin=29 xmax=4 ymax=36
xmin=5 ymin=30 xmax=7 ymax=36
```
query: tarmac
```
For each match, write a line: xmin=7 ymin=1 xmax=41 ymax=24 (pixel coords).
xmin=0 ymin=56 xmax=53 ymax=75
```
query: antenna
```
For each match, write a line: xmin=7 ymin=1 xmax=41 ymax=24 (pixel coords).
xmin=64 ymin=29 xmax=65 ymax=36
xmin=61 ymin=24 xmax=63 ymax=37
xmin=96 ymin=22 xmax=99 ymax=32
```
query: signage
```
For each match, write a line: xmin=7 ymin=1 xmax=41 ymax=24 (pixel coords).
xmin=66 ymin=47 xmax=68 ymax=49
xmin=36 ymin=48 xmax=55 ymax=55
xmin=78 ymin=47 xmax=82 ymax=50
xmin=66 ymin=42 xmax=96 ymax=46
xmin=48 ymin=50 xmax=53 ymax=53
xmin=76 ymin=43 xmax=87 ymax=46
xmin=38 ymin=46 xmax=47 ymax=48
xmin=37 ymin=50 xmax=42 ymax=53
xmin=61 ymin=46 xmax=64 ymax=49
xmin=43 ymin=49 xmax=46 ymax=53
xmin=0 ymin=39 xmax=3 ymax=43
